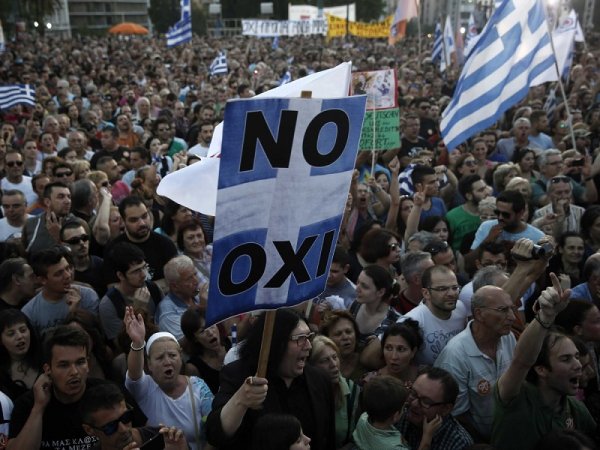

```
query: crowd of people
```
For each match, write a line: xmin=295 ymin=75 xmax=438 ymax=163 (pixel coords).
xmin=0 ymin=23 xmax=599 ymax=450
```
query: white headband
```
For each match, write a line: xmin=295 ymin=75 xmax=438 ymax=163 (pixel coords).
xmin=146 ymin=332 xmax=179 ymax=356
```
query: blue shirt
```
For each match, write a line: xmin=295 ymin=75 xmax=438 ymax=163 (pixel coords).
xmin=471 ymin=220 xmax=544 ymax=250
xmin=570 ymin=282 xmax=593 ymax=302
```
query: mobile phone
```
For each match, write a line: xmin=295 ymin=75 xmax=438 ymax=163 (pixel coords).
xmin=571 ymin=159 xmax=584 ymax=167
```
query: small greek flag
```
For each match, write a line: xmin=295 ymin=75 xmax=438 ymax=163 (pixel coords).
xmin=210 ymin=52 xmax=228 ymax=77
xmin=432 ymin=23 xmax=442 ymax=63
xmin=0 ymin=84 xmax=36 ymax=110
xmin=279 ymin=70 xmax=292 ymax=86
xmin=166 ymin=0 xmax=192 ymax=48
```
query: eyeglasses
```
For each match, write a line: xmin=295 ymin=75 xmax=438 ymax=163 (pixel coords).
xmin=427 ymin=285 xmax=460 ymax=293
xmin=55 ymin=171 xmax=73 ymax=178
xmin=550 ymin=176 xmax=570 ymax=184
xmin=2 ymin=203 xmax=24 ymax=209
xmin=546 ymin=160 xmax=563 ymax=166
xmin=493 ymin=209 xmax=513 ymax=219
xmin=88 ymin=408 xmax=134 ymax=436
xmin=289 ymin=332 xmax=315 ymax=346
xmin=479 ymin=305 xmax=519 ymax=316
xmin=407 ymin=388 xmax=447 ymax=409
xmin=423 ymin=240 xmax=449 ymax=256
xmin=389 ymin=243 xmax=400 ymax=250
xmin=6 ymin=161 xmax=23 ymax=167
xmin=64 ymin=234 xmax=89 ymax=245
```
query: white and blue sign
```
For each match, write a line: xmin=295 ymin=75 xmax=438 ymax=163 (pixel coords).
xmin=206 ymin=96 xmax=366 ymax=326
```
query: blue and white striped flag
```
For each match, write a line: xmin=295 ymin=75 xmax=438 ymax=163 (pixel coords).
xmin=464 ymin=13 xmax=480 ymax=57
xmin=166 ymin=0 xmax=192 ymax=47
xmin=431 ymin=23 xmax=442 ymax=63
xmin=279 ymin=70 xmax=291 ymax=86
xmin=440 ymin=0 xmax=555 ymax=151
xmin=166 ymin=17 xmax=191 ymax=47
xmin=441 ymin=16 xmax=455 ymax=72
xmin=210 ymin=51 xmax=228 ymax=77
xmin=543 ymin=85 xmax=556 ymax=122
xmin=0 ymin=84 xmax=36 ymax=110
xmin=205 ymin=95 xmax=367 ymax=325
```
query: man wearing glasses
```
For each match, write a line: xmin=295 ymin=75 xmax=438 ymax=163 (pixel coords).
xmin=396 ymin=367 xmax=474 ymax=449
xmin=434 ymin=286 xmax=517 ymax=442
xmin=1 ymin=151 xmax=36 ymax=205
xmin=402 ymin=265 xmax=469 ymax=366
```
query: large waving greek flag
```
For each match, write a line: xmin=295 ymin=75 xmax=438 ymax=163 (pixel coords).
xmin=166 ymin=0 xmax=192 ymax=47
xmin=440 ymin=0 xmax=555 ymax=151
xmin=206 ymin=96 xmax=366 ymax=325
xmin=0 ymin=84 xmax=36 ymax=110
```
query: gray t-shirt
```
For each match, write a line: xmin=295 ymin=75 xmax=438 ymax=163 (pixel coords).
xmin=21 ymin=285 xmax=99 ymax=335
xmin=99 ymin=290 xmax=156 ymax=341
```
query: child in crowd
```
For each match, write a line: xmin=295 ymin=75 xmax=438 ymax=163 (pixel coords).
xmin=353 ymin=376 xmax=441 ymax=450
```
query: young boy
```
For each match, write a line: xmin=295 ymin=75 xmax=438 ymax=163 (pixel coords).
xmin=353 ymin=376 xmax=440 ymax=450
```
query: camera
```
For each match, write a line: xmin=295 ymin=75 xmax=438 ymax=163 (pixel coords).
xmin=531 ymin=243 xmax=553 ymax=259
xmin=570 ymin=159 xmax=584 ymax=167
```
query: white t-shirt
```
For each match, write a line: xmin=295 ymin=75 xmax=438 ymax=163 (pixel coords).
xmin=125 ymin=372 xmax=213 ymax=450
xmin=0 ymin=216 xmax=30 ymax=241
xmin=0 ymin=178 xmax=36 ymax=205
xmin=0 ymin=390 xmax=13 ymax=449
xmin=401 ymin=301 xmax=468 ymax=366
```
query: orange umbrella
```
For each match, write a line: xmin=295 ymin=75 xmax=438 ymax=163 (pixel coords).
xmin=108 ymin=22 xmax=149 ymax=35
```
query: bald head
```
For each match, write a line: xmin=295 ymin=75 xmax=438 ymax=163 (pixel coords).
xmin=471 ymin=285 xmax=510 ymax=315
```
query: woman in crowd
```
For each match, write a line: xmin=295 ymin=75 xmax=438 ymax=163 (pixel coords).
xmin=177 ymin=219 xmax=212 ymax=284
xmin=124 ymin=306 xmax=214 ymax=450
xmin=146 ymin=135 xmax=173 ymax=178
xmin=320 ymin=311 xmax=367 ymax=382
xmin=0 ymin=309 xmax=40 ymax=401
xmin=155 ymin=199 xmax=194 ymax=243
xmin=547 ymin=232 xmax=586 ymax=287
xmin=180 ymin=307 xmax=229 ymax=395
xmin=71 ymin=159 xmax=91 ymax=180
xmin=455 ymin=153 xmax=478 ymax=179
xmin=206 ymin=308 xmax=335 ymax=450
xmin=309 ymin=336 xmax=360 ymax=449
xmin=470 ymin=137 xmax=496 ymax=178
xmin=492 ymin=162 xmax=521 ymax=194
xmin=359 ymin=228 xmax=401 ymax=278
xmin=512 ymin=148 xmax=539 ymax=182
xmin=360 ymin=320 xmax=422 ymax=389
xmin=349 ymin=265 xmax=400 ymax=348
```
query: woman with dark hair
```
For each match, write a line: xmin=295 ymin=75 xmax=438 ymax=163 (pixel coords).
xmin=320 ymin=310 xmax=367 ymax=381
xmin=206 ymin=308 xmax=336 ymax=450
xmin=0 ymin=309 xmax=40 ymax=400
xmin=420 ymin=216 xmax=466 ymax=275
xmin=180 ymin=307 xmax=229 ymax=394
xmin=361 ymin=320 xmax=422 ymax=389
xmin=177 ymin=219 xmax=212 ymax=284
xmin=359 ymin=228 xmax=401 ymax=277
xmin=455 ymin=153 xmax=478 ymax=179
xmin=547 ymin=232 xmax=586 ymax=287
xmin=580 ymin=205 xmax=600 ymax=253
xmin=512 ymin=148 xmax=539 ymax=182
xmin=252 ymin=413 xmax=311 ymax=450
xmin=155 ymin=199 xmax=193 ymax=243
xmin=349 ymin=265 xmax=400 ymax=348
xmin=346 ymin=220 xmax=383 ymax=283
xmin=63 ymin=309 xmax=113 ymax=380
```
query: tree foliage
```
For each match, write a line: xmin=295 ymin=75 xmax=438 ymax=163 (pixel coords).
xmin=149 ymin=0 xmax=182 ymax=34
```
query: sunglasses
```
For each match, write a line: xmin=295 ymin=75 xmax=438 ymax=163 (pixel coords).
xmin=493 ymin=209 xmax=512 ymax=219
xmin=55 ymin=171 xmax=73 ymax=178
xmin=6 ymin=161 xmax=23 ymax=167
xmin=64 ymin=234 xmax=90 ymax=245
xmin=550 ymin=176 xmax=570 ymax=184
xmin=389 ymin=243 xmax=401 ymax=250
xmin=423 ymin=240 xmax=449 ymax=256
xmin=88 ymin=408 xmax=134 ymax=436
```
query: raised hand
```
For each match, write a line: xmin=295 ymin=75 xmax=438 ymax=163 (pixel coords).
xmin=236 ymin=376 xmax=268 ymax=410
xmin=65 ymin=286 xmax=81 ymax=312
xmin=413 ymin=184 xmax=426 ymax=207
xmin=33 ymin=373 xmax=52 ymax=409
xmin=124 ymin=306 xmax=146 ymax=345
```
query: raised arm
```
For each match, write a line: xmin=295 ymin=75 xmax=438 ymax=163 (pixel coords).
xmin=125 ymin=306 xmax=146 ymax=381
xmin=385 ymin=157 xmax=401 ymax=232
xmin=92 ymin=187 xmax=112 ymax=245
xmin=404 ymin=184 xmax=425 ymax=243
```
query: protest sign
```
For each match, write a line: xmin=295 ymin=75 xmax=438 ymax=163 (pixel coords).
xmin=351 ymin=69 xmax=398 ymax=109
xmin=242 ymin=19 xmax=327 ymax=37
xmin=205 ymin=96 xmax=366 ymax=326
xmin=326 ymin=15 xmax=392 ymax=39
xmin=359 ymin=108 xmax=400 ymax=151
xmin=288 ymin=4 xmax=356 ymax=21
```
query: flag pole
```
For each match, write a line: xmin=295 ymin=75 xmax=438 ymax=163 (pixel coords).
xmin=545 ymin=17 xmax=577 ymax=152
xmin=440 ymin=16 xmax=448 ymax=73
xmin=416 ymin=0 xmax=422 ymax=71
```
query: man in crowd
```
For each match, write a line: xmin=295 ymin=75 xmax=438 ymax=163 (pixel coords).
xmin=0 ymin=257 xmax=36 ymax=311
xmin=494 ymin=117 xmax=531 ymax=161
xmin=446 ymin=175 xmax=489 ymax=252
xmin=97 ymin=156 xmax=130 ymax=204
xmin=1 ymin=151 xmax=36 ymax=205
xmin=0 ymin=190 xmax=30 ymax=242
xmin=188 ymin=121 xmax=214 ymax=157
xmin=528 ymin=110 xmax=553 ymax=150
xmin=435 ymin=286 xmax=517 ymax=441
xmin=115 ymin=113 xmax=139 ymax=149
xmin=22 ymin=246 xmax=99 ymax=334
xmin=570 ymin=253 xmax=600 ymax=303
xmin=532 ymin=175 xmax=585 ymax=236
xmin=398 ymin=114 xmax=432 ymax=167
xmin=396 ymin=367 xmax=474 ymax=449
xmin=156 ymin=255 xmax=203 ymax=340
xmin=90 ymin=124 xmax=130 ymax=169
xmin=316 ymin=245 xmax=356 ymax=310
xmin=396 ymin=251 xmax=434 ymax=314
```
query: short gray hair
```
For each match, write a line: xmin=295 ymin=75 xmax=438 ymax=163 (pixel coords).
xmin=406 ymin=231 xmax=436 ymax=251
xmin=536 ymin=148 xmax=561 ymax=168
xmin=164 ymin=255 xmax=195 ymax=283
xmin=472 ymin=266 xmax=507 ymax=292
xmin=401 ymin=251 xmax=432 ymax=281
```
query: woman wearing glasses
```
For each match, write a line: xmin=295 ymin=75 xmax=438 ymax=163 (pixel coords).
xmin=206 ymin=308 xmax=336 ymax=450
xmin=349 ymin=265 xmax=400 ymax=349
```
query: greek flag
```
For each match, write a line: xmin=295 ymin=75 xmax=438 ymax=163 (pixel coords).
xmin=441 ymin=15 xmax=455 ymax=72
xmin=210 ymin=52 xmax=228 ymax=77
xmin=432 ymin=23 xmax=442 ymax=63
xmin=279 ymin=70 xmax=291 ymax=86
xmin=0 ymin=84 xmax=36 ymax=110
xmin=464 ymin=13 xmax=480 ymax=57
xmin=543 ymin=85 xmax=556 ymax=122
xmin=440 ymin=0 xmax=555 ymax=151
xmin=205 ymin=95 xmax=366 ymax=325
xmin=166 ymin=0 xmax=192 ymax=47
